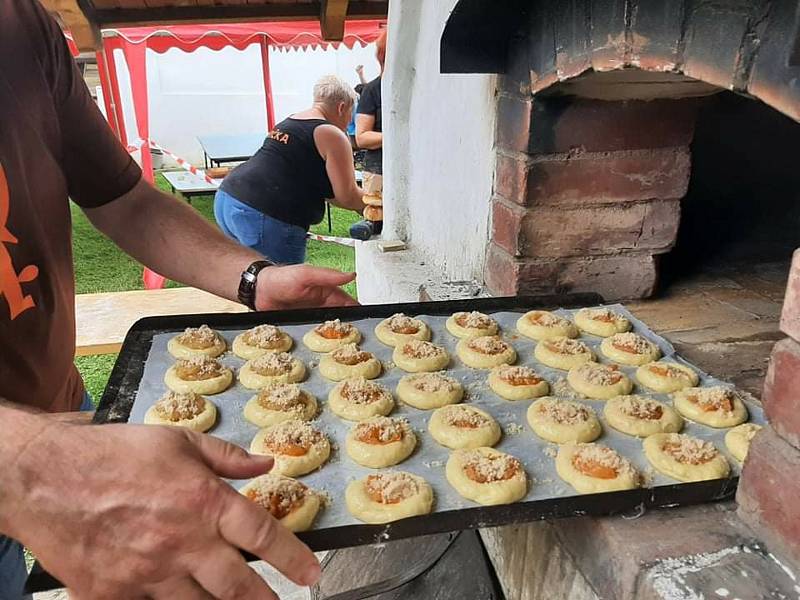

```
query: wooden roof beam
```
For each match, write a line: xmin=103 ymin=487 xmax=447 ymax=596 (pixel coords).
xmin=320 ymin=0 xmax=349 ymax=41
xmin=40 ymin=0 xmax=101 ymax=51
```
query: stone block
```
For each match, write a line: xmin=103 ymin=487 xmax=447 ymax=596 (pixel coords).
xmin=496 ymin=95 xmax=533 ymax=154
xmin=737 ymin=425 xmax=800 ymax=565
xmin=780 ymin=248 xmax=800 ymax=341
xmin=762 ymin=338 xmax=800 ymax=448
xmin=683 ymin=4 xmax=750 ymax=90
xmin=494 ymin=152 xmax=530 ymax=205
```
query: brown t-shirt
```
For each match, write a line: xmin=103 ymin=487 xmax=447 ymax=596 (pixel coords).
xmin=0 ymin=1 xmax=142 ymax=412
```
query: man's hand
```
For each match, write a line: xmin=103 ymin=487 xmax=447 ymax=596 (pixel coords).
xmin=3 ymin=417 xmax=320 ymax=599
xmin=355 ymin=65 xmax=364 ymax=75
xmin=256 ymin=265 xmax=358 ymax=311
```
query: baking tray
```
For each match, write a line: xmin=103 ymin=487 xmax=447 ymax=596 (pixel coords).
xmin=29 ymin=293 xmax=770 ymax=594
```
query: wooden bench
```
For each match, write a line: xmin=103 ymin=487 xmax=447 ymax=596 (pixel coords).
xmin=75 ymin=287 xmax=247 ymax=356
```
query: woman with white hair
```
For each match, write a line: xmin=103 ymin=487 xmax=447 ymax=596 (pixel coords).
xmin=214 ymin=75 xmax=365 ymax=264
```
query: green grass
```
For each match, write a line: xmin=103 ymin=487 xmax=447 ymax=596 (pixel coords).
xmin=73 ymin=173 xmax=359 ymax=403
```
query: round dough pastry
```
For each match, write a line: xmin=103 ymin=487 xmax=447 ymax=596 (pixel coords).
xmin=725 ymin=423 xmax=763 ymax=462
xmin=526 ymin=397 xmax=601 ymax=444
xmin=243 ymin=383 xmax=317 ymax=427
xmin=574 ymin=307 xmax=632 ymax=337
xmin=643 ymin=433 xmax=731 ymax=482
xmin=396 ymin=372 xmax=464 ymax=409
xmin=516 ymin=310 xmax=578 ymax=341
xmin=672 ymin=386 xmax=748 ymax=428
xmin=533 ymin=337 xmax=596 ymax=370
xmin=302 ymin=319 xmax=362 ymax=353
xmin=445 ymin=311 xmax=499 ymax=339
xmin=346 ymin=471 xmax=433 ymax=524
xmin=393 ymin=340 xmax=450 ymax=373
xmin=318 ymin=343 xmax=382 ymax=381
xmin=566 ymin=362 xmax=633 ymax=400
xmin=428 ymin=404 xmax=501 ymax=449
xmin=603 ymin=395 xmax=683 ymax=438
xmin=600 ymin=332 xmax=661 ymax=366
xmin=636 ymin=360 xmax=699 ymax=393
xmin=456 ymin=336 xmax=516 ymax=369
xmin=232 ymin=324 xmax=292 ymax=359
xmin=167 ymin=325 xmax=226 ymax=359
xmin=446 ymin=447 xmax=527 ymax=505
xmin=555 ymin=443 xmax=639 ymax=494
xmin=240 ymin=474 xmax=321 ymax=532
xmin=489 ymin=365 xmax=549 ymax=400
xmin=239 ymin=352 xmax=306 ymax=389
xmin=374 ymin=313 xmax=431 ymax=347
xmin=164 ymin=356 xmax=233 ymax=395
xmin=328 ymin=378 xmax=395 ymax=421
xmin=346 ymin=416 xmax=417 ymax=468
xmin=144 ymin=391 xmax=217 ymax=432
xmin=249 ymin=419 xmax=330 ymax=477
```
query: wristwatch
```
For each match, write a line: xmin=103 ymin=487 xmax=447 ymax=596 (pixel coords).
xmin=237 ymin=260 xmax=274 ymax=310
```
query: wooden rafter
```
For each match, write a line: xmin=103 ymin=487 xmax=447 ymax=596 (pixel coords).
xmin=40 ymin=0 xmax=100 ymax=51
xmin=320 ymin=0 xmax=349 ymax=41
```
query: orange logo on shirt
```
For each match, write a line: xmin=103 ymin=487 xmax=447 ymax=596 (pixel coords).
xmin=0 ymin=164 xmax=39 ymax=320
xmin=267 ymin=128 xmax=290 ymax=144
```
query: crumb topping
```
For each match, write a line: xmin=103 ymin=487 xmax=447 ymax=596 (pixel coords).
xmin=496 ymin=365 xmax=543 ymax=386
xmin=738 ymin=424 xmax=762 ymax=441
xmin=575 ymin=362 xmax=623 ymax=386
xmin=354 ymin=417 xmax=408 ymax=445
xmin=572 ymin=444 xmax=630 ymax=479
xmin=263 ymin=420 xmax=323 ymax=457
xmin=583 ymin=308 xmax=618 ymax=323
xmin=176 ymin=325 xmax=218 ymax=349
xmin=365 ymin=473 xmax=419 ymax=504
xmin=154 ymin=391 xmax=205 ymax=421
xmin=661 ymin=434 xmax=719 ymax=465
xmin=408 ymin=372 xmax=458 ymax=393
xmin=174 ymin=356 xmax=225 ymax=380
xmin=544 ymin=337 xmax=590 ymax=355
xmin=315 ymin=319 xmax=353 ymax=339
xmin=251 ymin=352 xmax=294 ymax=376
xmin=467 ymin=335 xmax=510 ymax=355
xmin=455 ymin=311 xmax=494 ymax=329
xmin=245 ymin=475 xmax=308 ymax=519
xmin=442 ymin=405 xmax=491 ymax=429
xmin=536 ymin=398 xmax=592 ymax=425
xmin=243 ymin=324 xmax=284 ymax=348
xmin=341 ymin=378 xmax=389 ymax=405
xmin=527 ymin=311 xmax=564 ymax=327
xmin=257 ymin=384 xmax=306 ymax=412
xmin=386 ymin=313 xmax=422 ymax=334
xmin=462 ymin=450 xmax=521 ymax=483
xmin=618 ymin=395 xmax=664 ymax=420
xmin=331 ymin=343 xmax=372 ymax=366
xmin=647 ymin=362 xmax=692 ymax=380
xmin=402 ymin=340 xmax=446 ymax=359
xmin=610 ymin=332 xmax=653 ymax=355
xmin=685 ymin=386 xmax=736 ymax=413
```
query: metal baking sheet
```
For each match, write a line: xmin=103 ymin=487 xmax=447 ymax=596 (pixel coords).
xmin=97 ymin=296 xmax=766 ymax=550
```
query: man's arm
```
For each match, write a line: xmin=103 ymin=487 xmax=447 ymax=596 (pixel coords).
xmin=356 ymin=114 xmax=383 ymax=150
xmin=83 ymin=180 xmax=357 ymax=309
xmin=0 ymin=402 xmax=320 ymax=597
xmin=355 ymin=65 xmax=368 ymax=85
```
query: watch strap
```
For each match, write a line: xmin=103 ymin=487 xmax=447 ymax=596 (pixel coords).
xmin=237 ymin=260 xmax=273 ymax=310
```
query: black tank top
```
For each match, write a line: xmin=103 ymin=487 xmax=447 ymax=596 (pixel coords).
xmin=220 ymin=117 xmax=335 ymax=230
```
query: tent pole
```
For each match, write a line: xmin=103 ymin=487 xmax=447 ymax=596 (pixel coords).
xmin=259 ymin=37 xmax=276 ymax=131
xmin=103 ymin=42 xmax=129 ymax=148
xmin=95 ymin=48 xmax=120 ymax=138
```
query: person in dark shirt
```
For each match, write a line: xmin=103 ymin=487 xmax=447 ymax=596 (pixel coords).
xmin=215 ymin=75 xmax=365 ymax=264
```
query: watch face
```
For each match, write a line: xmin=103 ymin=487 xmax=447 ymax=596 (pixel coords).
xmin=243 ymin=272 xmax=258 ymax=283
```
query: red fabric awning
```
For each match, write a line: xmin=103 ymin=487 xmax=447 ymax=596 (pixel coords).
xmin=101 ymin=20 xmax=385 ymax=53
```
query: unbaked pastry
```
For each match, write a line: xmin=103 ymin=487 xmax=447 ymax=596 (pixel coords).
xmin=574 ymin=307 xmax=632 ymax=338
xmin=243 ymin=383 xmax=317 ymax=427
xmin=328 ymin=377 xmax=395 ymax=421
xmin=232 ymin=324 xmax=292 ymax=359
xmin=489 ymin=365 xmax=550 ymax=400
xmin=533 ymin=337 xmax=595 ymax=370
xmin=396 ymin=372 xmax=464 ymax=409
xmin=555 ymin=443 xmax=639 ymax=494
xmin=393 ymin=340 xmax=450 ymax=372
xmin=603 ymin=395 xmax=683 ymax=437
xmin=249 ymin=419 xmax=330 ymax=477
xmin=725 ymin=423 xmax=762 ymax=462
xmin=345 ymin=416 xmax=417 ymax=468
xmin=318 ymin=343 xmax=382 ymax=381
xmin=456 ymin=336 xmax=517 ymax=369
xmin=643 ymin=433 xmax=730 ymax=482
xmin=636 ymin=360 xmax=699 ymax=393
xmin=302 ymin=319 xmax=362 ymax=352
xmin=600 ymin=332 xmax=661 ymax=366
xmin=346 ymin=471 xmax=433 ymax=524
xmin=374 ymin=313 xmax=431 ymax=347
xmin=239 ymin=352 xmax=306 ymax=389
xmin=167 ymin=325 xmax=226 ymax=359
xmin=428 ymin=404 xmax=501 ymax=450
xmin=144 ymin=391 xmax=217 ymax=432
xmin=240 ymin=474 xmax=321 ymax=532
xmin=672 ymin=386 xmax=748 ymax=428
xmin=164 ymin=356 xmax=233 ymax=395
xmin=446 ymin=447 xmax=527 ymax=505
xmin=566 ymin=362 xmax=633 ymax=400
xmin=526 ymin=397 xmax=601 ymax=444
xmin=516 ymin=310 xmax=578 ymax=341
xmin=445 ymin=311 xmax=499 ymax=339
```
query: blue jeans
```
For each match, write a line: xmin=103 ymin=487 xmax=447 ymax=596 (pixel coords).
xmin=213 ymin=189 xmax=307 ymax=265
xmin=0 ymin=392 xmax=93 ymax=600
